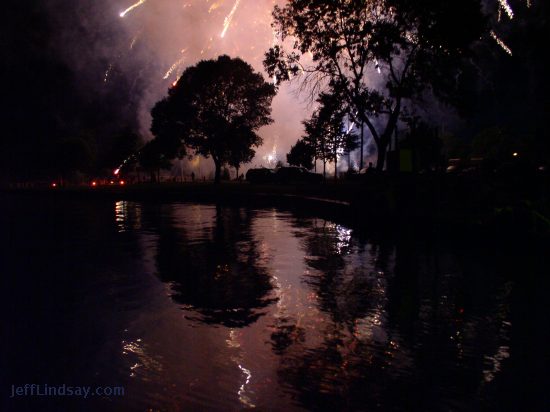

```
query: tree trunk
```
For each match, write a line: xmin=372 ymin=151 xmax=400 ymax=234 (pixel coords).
xmin=235 ymin=165 xmax=240 ymax=181
xmin=376 ymin=142 xmax=387 ymax=171
xmin=214 ymin=158 xmax=221 ymax=184
xmin=334 ymin=151 xmax=337 ymax=181
xmin=323 ymin=160 xmax=326 ymax=179
xmin=376 ymin=99 xmax=401 ymax=171
xmin=360 ymin=122 xmax=364 ymax=170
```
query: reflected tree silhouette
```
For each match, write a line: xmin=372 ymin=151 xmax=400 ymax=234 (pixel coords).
xmin=154 ymin=205 xmax=276 ymax=327
xmin=130 ymin=203 xmax=544 ymax=410
xmin=271 ymin=223 xmax=523 ymax=411
xmin=297 ymin=219 xmax=394 ymax=325
xmin=270 ymin=221 xmax=415 ymax=410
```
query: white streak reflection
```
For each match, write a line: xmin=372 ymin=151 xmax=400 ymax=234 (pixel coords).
xmin=115 ymin=200 xmax=128 ymax=232
xmin=121 ymin=338 xmax=163 ymax=378
xmin=227 ymin=328 xmax=256 ymax=408
xmin=115 ymin=200 xmax=142 ymax=232
xmin=238 ymin=364 xmax=255 ymax=408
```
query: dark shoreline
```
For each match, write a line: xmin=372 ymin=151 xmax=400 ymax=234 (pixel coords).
xmin=3 ymin=174 xmax=549 ymax=246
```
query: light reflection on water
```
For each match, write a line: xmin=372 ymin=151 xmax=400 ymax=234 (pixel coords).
xmin=4 ymin=198 xmax=542 ymax=411
xmin=112 ymin=202 xmax=518 ymax=411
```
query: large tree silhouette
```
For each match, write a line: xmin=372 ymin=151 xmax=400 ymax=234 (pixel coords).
xmin=151 ymin=55 xmax=276 ymax=183
xmin=264 ymin=0 xmax=485 ymax=170
xmin=287 ymin=139 xmax=316 ymax=170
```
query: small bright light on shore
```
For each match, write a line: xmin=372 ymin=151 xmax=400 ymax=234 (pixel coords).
xmin=120 ymin=180 xmax=126 ymax=185
xmin=513 ymin=152 xmax=518 ymax=157
xmin=51 ymin=183 xmax=57 ymax=188
xmin=92 ymin=181 xmax=97 ymax=187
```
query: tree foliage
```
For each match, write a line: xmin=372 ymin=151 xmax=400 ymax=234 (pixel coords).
xmin=265 ymin=0 xmax=485 ymax=170
xmin=227 ymin=129 xmax=256 ymax=179
xmin=303 ymin=91 xmax=357 ymax=178
xmin=287 ymin=139 xmax=316 ymax=170
xmin=138 ymin=139 xmax=172 ymax=182
xmin=151 ymin=55 xmax=276 ymax=183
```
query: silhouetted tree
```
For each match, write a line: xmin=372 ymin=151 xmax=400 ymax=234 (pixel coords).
xmin=344 ymin=131 xmax=360 ymax=173
xmin=138 ymin=139 xmax=172 ymax=182
xmin=264 ymin=0 xmax=485 ymax=170
xmin=303 ymin=92 xmax=356 ymax=179
xmin=151 ymin=55 xmax=276 ymax=183
xmin=227 ymin=127 xmax=256 ymax=180
xmin=303 ymin=111 xmax=330 ymax=178
xmin=287 ymin=139 xmax=315 ymax=170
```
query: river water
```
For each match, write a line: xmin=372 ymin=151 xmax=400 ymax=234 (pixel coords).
xmin=1 ymin=195 xmax=548 ymax=411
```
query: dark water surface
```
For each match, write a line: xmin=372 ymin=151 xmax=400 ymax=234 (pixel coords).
xmin=1 ymin=195 xmax=548 ymax=411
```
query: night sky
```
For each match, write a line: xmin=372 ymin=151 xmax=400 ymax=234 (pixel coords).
xmin=1 ymin=0 xmax=548 ymax=178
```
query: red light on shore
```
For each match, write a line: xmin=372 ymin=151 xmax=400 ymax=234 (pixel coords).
xmin=119 ymin=180 xmax=125 ymax=185
xmin=91 ymin=181 xmax=97 ymax=187
xmin=110 ymin=180 xmax=115 ymax=185
xmin=51 ymin=183 xmax=57 ymax=188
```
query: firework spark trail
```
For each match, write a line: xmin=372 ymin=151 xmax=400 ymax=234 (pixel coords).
xmin=220 ymin=0 xmax=241 ymax=38
xmin=120 ymin=0 xmax=147 ymax=18
xmin=163 ymin=56 xmax=186 ymax=79
xmin=490 ymin=31 xmax=512 ymax=56
xmin=498 ymin=0 xmax=514 ymax=19
xmin=526 ymin=0 xmax=531 ymax=7
xmin=104 ymin=63 xmax=113 ymax=83
xmin=129 ymin=33 xmax=141 ymax=50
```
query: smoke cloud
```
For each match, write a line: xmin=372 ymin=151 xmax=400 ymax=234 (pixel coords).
xmin=44 ymin=0 xmax=314 ymax=171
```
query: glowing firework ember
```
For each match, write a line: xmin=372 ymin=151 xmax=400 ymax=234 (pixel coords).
xmin=490 ymin=30 xmax=512 ymax=56
xmin=221 ymin=0 xmax=241 ymax=38
xmin=120 ymin=0 xmax=147 ymax=18
xmin=208 ymin=1 xmax=223 ymax=13
xmin=497 ymin=0 xmax=514 ymax=19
